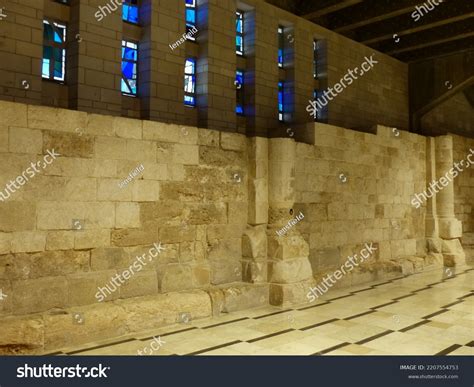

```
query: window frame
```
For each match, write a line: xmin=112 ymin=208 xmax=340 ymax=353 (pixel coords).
xmin=313 ymin=40 xmax=319 ymax=79
xmin=278 ymin=26 xmax=284 ymax=68
xmin=121 ymin=39 xmax=139 ymax=97
xmin=236 ymin=70 xmax=244 ymax=115
xmin=236 ymin=11 xmax=244 ymax=56
xmin=185 ymin=0 xmax=197 ymax=41
xmin=42 ymin=19 xmax=67 ymax=83
xmin=123 ymin=0 xmax=139 ymax=25
xmin=184 ymin=57 xmax=197 ymax=107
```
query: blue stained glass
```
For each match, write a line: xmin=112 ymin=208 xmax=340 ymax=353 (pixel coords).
xmin=186 ymin=9 xmax=195 ymax=23
xmin=278 ymin=49 xmax=283 ymax=66
xmin=185 ymin=0 xmax=195 ymax=5
xmin=184 ymin=95 xmax=195 ymax=106
xmin=42 ymin=58 xmax=50 ymax=78
xmin=278 ymin=82 xmax=284 ymax=118
xmin=122 ymin=46 xmax=137 ymax=61
xmin=236 ymin=106 xmax=244 ymax=114
xmin=123 ymin=4 xmax=139 ymax=24
xmin=121 ymin=40 xmax=138 ymax=95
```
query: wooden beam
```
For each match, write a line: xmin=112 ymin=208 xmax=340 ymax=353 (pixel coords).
xmin=395 ymin=38 xmax=474 ymax=62
xmin=302 ymin=0 xmax=362 ymax=20
xmin=387 ymin=32 xmax=474 ymax=55
xmin=362 ymin=14 xmax=473 ymax=46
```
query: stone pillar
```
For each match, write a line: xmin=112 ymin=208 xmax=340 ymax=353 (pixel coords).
xmin=68 ymin=0 xmax=122 ymax=115
xmin=434 ymin=136 xmax=465 ymax=265
xmin=267 ymin=138 xmax=313 ymax=306
xmin=425 ymin=137 xmax=439 ymax=238
xmin=139 ymin=0 xmax=185 ymax=123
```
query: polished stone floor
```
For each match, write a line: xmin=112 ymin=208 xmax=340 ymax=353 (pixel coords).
xmin=52 ymin=265 xmax=473 ymax=356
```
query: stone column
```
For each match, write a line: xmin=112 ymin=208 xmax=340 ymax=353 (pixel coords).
xmin=434 ymin=135 xmax=465 ymax=265
xmin=267 ymin=138 xmax=313 ymax=306
xmin=425 ymin=137 xmax=439 ymax=238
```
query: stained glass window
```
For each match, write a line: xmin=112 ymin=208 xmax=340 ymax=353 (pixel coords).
xmin=42 ymin=20 xmax=67 ymax=82
xmin=236 ymin=11 xmax=244 ymax=55
xmin=121 ymin=40 xmax=138 ymax=96
xmin=185 ymin=0 xmax=197 ymax=40
xmin=236 ymin=70 xmax=244 ymax=115
xmin=278 ymin=81 xmax=284 ymax=121
xmin=278 ymin=27 xmax=284 ymax=68
xmin=123 ymin=0 xmax=139 ymax=24
xmin=184 ymin=58 xmax=196 ymax=106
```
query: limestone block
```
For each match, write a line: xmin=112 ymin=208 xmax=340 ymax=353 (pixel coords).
xmin=400 ymin=259 xmax=414 ymax=275
xmin=94 ymin=136 xmax=127 ymax=159
xmin=206 ymin=288 xmax=225 ymax=316
xmin=0 ymin=316 xmax=43 ymax=354
xmin=0 ymin=233 xmax=12 ymax=254
xmin=75 ymin=229 xmax=110 ymax=250
xmin=427 ymin=238 xmax=442 ymax=253
xmin=37 ymin=202 xmax=115 ymax=230
xmin=177 ymin=126 xmax=198 ymax=145
xmin=192 ymin=265 xmax=210 ymax=288
xmin=0 ymin=126 xmax=7 ymax=152
xmin=111 ymin=227 xmax=158 ymax=247
xmin=156 ymin=142 xmax=173 ymax=164
xmin=198 ymin=129 xmax=219 ymax=147
xmin=43 ymin=131 xmax=93 ymax=158
xmin=221 ymin=283 xmax=268 ymax=312
xmin=207 ymin=225 xmax=243 ymax=241
xmin=126 ymin=139 xmax=156 ymax=161
xmin=242 ymin=260 xmax=267 ymax=283
xmin=9 ymin=127 xmax=43 ymax=154
xmin=407 ymin=256 xmax=425 ymax=272
xmin=12 ymin=276 xmax=68 ymax=314
xmin=98 ymin=179 xmax=132 ymax=201
xmin=228 ymin=202 xmax=248 ymax=225
xmin=1 ymin=250 xmax=90 ymax=280
xmin=221 ymin=132 xmax=247 ymax=152
xmin=0 ymin=202 xmax=36 ymax=232
xmin=120 ymin=270 xmax=158 ymax=299
xmin=269 ymin=257 xmax=313 ymax=284
xmin=86 ymin=113 xmax=115 ymax=136
xmin=0 ymin=100 xmax=27 ymax=127
xmin=439 ymin=218 xmax=463 ymax=239
xmin=209 ymin=258 xmax=241 ymax=285
xmin=91 ymin=247 xmax=130 ymax=271
xmin=159 ymin=226 xmax=195 ymax=243
xmin=43 ymin=303 xmax=129 ymax=351
xmin=116 ymin=202 xmax=141 ymax=229
xmin=269 ymin=278 xmax=314 ymax=307
xmin=242 ymin=225 xmax=267 ymax=259
xmin=66 ymin=271 xmax=118 ymax=306
xmin=114 ymin=116 xmax=142 ymax=139
xmin=179 ymin=241 xmax=195 ymax=263
xmin=158 ymin=264 xmax=194 ymax=292
xmin=143 ymin=121 xmax=179 ymax=143
xmin=424 ymin=253 xmax=444 ymax=267
xmin=118 ymin=291 xmax=212 ymax=333
xmin=172 ymin=144 xmax=199 ymax=165
xmin=208 ymin=238 xmax=241 ymax=261
xmin=142 ymin=163 xmax=168 ymax=181
xmin=199 ymin=146 xmax=245 ymax=168
xmin=442 ymin=239 xmax=466 ymax=266
xmin=11 ymin=231 xmax=46 ymax=253
xmin=268 ymin=234 xmax=309 ymax=260
xmin=187 ymin=202 xmax=227 ymax=225
xmin=28 ymin=105 xmax=87 ymax=133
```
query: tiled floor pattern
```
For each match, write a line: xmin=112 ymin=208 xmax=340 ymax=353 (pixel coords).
xmin=50 ymin=266 xmax=473 ymax=356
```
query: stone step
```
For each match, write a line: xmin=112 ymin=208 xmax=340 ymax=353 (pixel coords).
xmin=206 ymin=282 xmax=269 ymax=316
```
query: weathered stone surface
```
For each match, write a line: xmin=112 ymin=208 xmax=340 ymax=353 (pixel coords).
xmin=0 ymin=316 xmax=43 ymax=354
xmin=0 ymin=202 xmax=36 ymax=232
xmin=120 ymin=270 xmax=158 ymax=299
xmin=221 ymin=283 xmax=268 ymax=312
xmin=442 ymin=239 xmax=466 ymax=266
xmin=242 ymin=260 xmax=267 ymax=283
xmin=12 ymin=277 xmax=68 ymax=314
xmin=158 ymin=264 xmax=194 ymax=293
xmin=242 ymin=225 xmax=267 ymax=259
xmin=427 ymin=238 xmax=442 ymax=253
xmin=209 ymin=258 xmax=241 ymax=285
xmin=269 ymin=279 xmax=314 ymax=307
xmin=268 ymin=234 xmax=310 ymax=260
xmin=268 ymin=257 xmax=313 ymax=284
xmin=43 ymin=131 xmax=94 ymax=158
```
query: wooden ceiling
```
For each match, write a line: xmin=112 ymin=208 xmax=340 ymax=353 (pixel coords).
xmin=267 ymin=0 xmax=474 ymax=63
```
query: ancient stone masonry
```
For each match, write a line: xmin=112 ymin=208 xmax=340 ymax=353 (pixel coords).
xmin=0 ymin=101 xmax=471 ymax=354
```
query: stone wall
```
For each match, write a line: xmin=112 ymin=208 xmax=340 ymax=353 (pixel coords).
xmin=295 ymin=124 xmax=433 ymax=286
xmin=452 ymin=134 xmax=474 ymax=257
xmin=0 ymin=101 xmax=470 ymax=354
